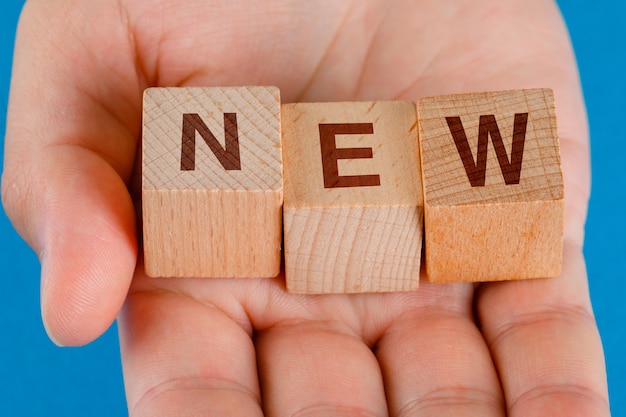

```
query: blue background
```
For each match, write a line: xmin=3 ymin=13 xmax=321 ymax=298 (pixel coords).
xmin=1 ymin=1 xmax=624 ymax=415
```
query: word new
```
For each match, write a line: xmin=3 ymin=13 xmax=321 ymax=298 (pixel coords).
xmin=142 ymin=87 xmax=564 ymax=294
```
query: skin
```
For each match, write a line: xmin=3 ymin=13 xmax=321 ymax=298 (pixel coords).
xmin=2 ymin=0 xmax=610 ymax=416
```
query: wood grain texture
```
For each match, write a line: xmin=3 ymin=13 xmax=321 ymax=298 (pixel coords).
xmin=282 ymin=101 xmax=423 ymax=293
xmin=142 ymin=86 xmax=283 ymax=278
xmin=418 ymin=88 xmax=564 ymax=283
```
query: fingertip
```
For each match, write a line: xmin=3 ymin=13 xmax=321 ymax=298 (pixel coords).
xmin=40 ymin=227 xmax=137 ymax=346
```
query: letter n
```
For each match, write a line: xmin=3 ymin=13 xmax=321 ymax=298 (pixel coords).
xmin=180 ymin=113 xmax=241 ymax=171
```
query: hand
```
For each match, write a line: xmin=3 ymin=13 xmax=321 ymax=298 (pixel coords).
xmin=2 ymin=0 xmax=609 ymax=415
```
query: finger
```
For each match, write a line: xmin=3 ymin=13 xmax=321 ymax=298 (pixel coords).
xmin=119 ymin=279 xmax=263 ymax=417
xmin=2 ymin=1 xmax=142 ymax=344
xmin=255 ymin=316 xmax=388 ymax=417
xmin=376 ymin=283 xmax=504 ymax=417
xmin=32 ymin=147 xmax=137 ymax=345
xmin=476 ymin=243 xmax=610 ymax=417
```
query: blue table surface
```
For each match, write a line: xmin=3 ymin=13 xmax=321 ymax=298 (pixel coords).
xmin=1 ymin=1 xmax=624 ymax=416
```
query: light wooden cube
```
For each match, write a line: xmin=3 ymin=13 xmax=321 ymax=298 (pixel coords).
xmin=142 ymin=86 xmax=283 ymax=278
xmin=282 ymin=101 xmax=423 ymax=294
xmin=418 ymin=89 xmax=564 ymax=283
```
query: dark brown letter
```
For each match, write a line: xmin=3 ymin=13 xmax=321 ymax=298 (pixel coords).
xmin=181 ymin=113 xmax=241 ymax=171
xmin=446 ymin=113 xmax=528 ymax=187
xmin=319 ymin=123 xmax=381 ymax=188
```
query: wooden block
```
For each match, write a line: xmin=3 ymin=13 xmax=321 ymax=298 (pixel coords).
xmin=282 ymin=101 xmax=423 ymax=294
xmin=142 ymin=86 xmax=283 ymax=278
xmin=418 ymin=88 xmax=564 ymax=283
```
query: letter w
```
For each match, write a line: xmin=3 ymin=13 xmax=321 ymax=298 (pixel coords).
xmin=180 ymin=113 xmax=241 ymax=171
xmin=446 ymin=113 xmax=528 ymax=187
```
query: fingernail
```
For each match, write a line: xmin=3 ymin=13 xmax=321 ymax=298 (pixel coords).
xmin=39 ymin=249 xmax=66 ymax=347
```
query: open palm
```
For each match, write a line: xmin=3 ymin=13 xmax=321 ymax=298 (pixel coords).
xmin=3 ymin=0 xmax=609 ymax=416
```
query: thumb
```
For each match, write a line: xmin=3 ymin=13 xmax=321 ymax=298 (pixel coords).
xmin=2 ymin=1 xmax=142 ymax=345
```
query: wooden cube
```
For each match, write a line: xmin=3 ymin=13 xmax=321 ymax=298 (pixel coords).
xmin=282 ymin=101 xmax=423 ymax=294
xmin=142 ymin=86 xmax=283 ymax=278
xmin=418 ymin=89 xmax=564 ymax=283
